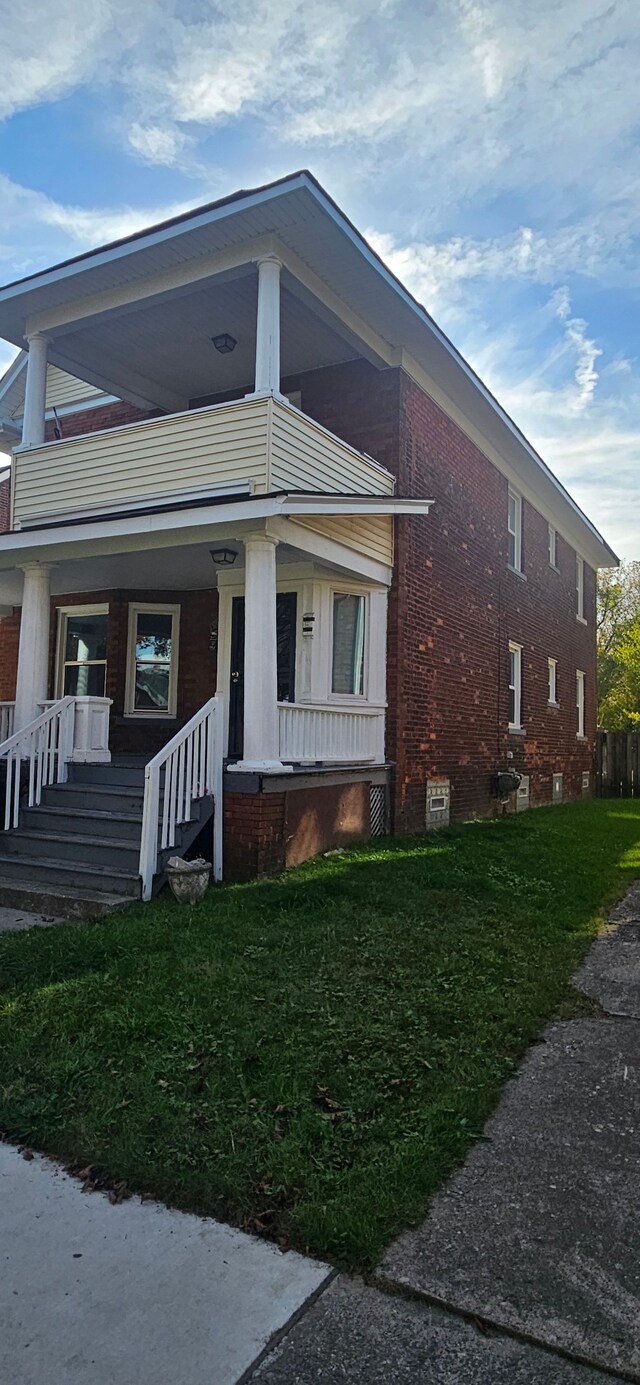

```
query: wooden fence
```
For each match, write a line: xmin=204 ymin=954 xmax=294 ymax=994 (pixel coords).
xmin=596 ymin=731 xmax=640 ymax=798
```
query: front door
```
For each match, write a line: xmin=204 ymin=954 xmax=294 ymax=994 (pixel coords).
xmin=228 ymin=592 xmax=297 ymax=759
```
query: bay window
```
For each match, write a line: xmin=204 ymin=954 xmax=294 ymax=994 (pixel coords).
xmin=125 ymin=603 xmax=180 ymax=716
xmin=56 ymin=605 xmax=108 ymax=697
xmin=332 ymin=592 xmax=366 ymax=696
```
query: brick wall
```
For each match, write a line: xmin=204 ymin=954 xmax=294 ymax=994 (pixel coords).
xmin=387 ymin=374 xmax=596 ymax=828
xmin=44 ymin=399 xmax=154 ymax=443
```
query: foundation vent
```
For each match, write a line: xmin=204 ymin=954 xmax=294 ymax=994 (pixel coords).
xmin=516 ymin=774 xmax=530 ymax=812
xmin=370 ymin=783 xmax=387 ymax=837
xmin=426 ymin=779 xmax=450 ymax=830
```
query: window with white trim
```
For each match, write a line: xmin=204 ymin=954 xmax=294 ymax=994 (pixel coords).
xmin=331 ymin=592 xmax=366 ymax=696
xmin=548 ymin=657 xmax=558 ymax=705
xmin=576 ymin=555 xmax=585 ymax=621
xmin=125 ymin=603 xmax=180 ymax=716
xmin=56 ymin=605 xmax=108 ymax=697
xmin=507 ymin=490 xmax=522 ymax=572
xmin=576 ymin=670 xmax=585 ymax=738
xmin=508 ymin=642 xmax=523 ymax=729
xmin=548 ymin=525 xmax=557 ymax=568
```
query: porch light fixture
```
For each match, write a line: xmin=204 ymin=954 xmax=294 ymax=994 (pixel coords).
xmin=210 ymin=547 xmax=237 ymax=566
xmin=211 ymin=333 xmax=237 ymax=354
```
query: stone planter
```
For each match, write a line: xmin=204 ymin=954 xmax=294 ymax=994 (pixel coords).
xmin=165 ymin=857 xmax=211 ymax=903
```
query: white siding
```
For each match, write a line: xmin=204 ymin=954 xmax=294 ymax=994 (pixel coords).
xmin=13 ymin=398 xmax=271 ymax=524
xmin=11 ymin=366 xmax=103 ymax=418
xmin=291 ymin=513 xmax=393 ymax=565
xmin=12 ymin=395 xmax=394 ymax=527
xmin=269 ymin=400 xmax=394 ymax=496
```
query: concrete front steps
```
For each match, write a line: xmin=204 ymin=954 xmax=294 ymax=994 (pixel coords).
xmin=0 ymin=760 xmax=213 ymax=919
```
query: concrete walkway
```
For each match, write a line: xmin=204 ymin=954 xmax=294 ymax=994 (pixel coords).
xmin=0 ymin=1143 xmax=330 ymax=1385
xmin=254 ymin=884 xmax=640 ymax=1383
xmin=3 ymin=886 xmax=640 ymax=1383
xmin=0 ymin=903 xmax=57 ymax=931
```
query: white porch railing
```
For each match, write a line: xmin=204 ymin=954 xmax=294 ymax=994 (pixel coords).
xmin=0 ymin=703 xmax=15 ymax=743
xmin=278 ymin=703 xmax=385 ymax=764
xmin=139 ymin=695 xmax=224 ymax=902
xmin=0 ymin=697 xmax=75 ymax=830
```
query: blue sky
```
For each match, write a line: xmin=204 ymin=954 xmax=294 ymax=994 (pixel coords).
xmin=1 ymin=0 xmax=638 ymax=557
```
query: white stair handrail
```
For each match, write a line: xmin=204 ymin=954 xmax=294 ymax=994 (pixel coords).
xmin=139 ymin=695 xmax=223 ymax=902
xmin=0 ymin=697 xmax=76 ymax=830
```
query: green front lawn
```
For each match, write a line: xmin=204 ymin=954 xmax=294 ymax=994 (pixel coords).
xmin=1 ymin=800 xmax=639 ymax=1269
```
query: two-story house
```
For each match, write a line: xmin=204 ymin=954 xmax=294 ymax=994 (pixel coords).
xmin=0 ymin=171 xmax=616 ymax=916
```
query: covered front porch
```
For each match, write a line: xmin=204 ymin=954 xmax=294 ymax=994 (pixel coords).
xmin=0 ymin=490 xmax=414 ymax=771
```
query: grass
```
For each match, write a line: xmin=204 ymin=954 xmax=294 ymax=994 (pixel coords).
xmin=1 ymin=799 xmax=639 ymax=1270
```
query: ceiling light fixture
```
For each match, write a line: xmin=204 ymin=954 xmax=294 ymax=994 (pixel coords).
xmin=210 ymin=547 xmax=237 ymax=566
xmin=211 ymin=333 xmax=237 ymax=354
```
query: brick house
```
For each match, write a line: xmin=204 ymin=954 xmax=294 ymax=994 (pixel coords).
xmin=0 ymin=171 xmax=616 ymax=914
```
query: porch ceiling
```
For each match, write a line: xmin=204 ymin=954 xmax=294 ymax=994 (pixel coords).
xmin=35 ymin=270 xmax=361 ymax=414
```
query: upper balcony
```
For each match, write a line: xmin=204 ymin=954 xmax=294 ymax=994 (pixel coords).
xmin=11 ymin=392 xmax=395 ymax=529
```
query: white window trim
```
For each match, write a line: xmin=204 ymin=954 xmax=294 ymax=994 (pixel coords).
xmin=507 ymin=488 xmax=522 ymax=573
xmin=548 ymin=524 xmax=558 ymax=569
xmin=508 ymin=641 xmax=523 ymax=731
xmin=329 ymin=588 xmax=369 ymax=701
xmin=125 ymin=602 xmax=181 ymax=718
xmin=576 ymin=555 xmax=586 ymax=623
xmin=576 ymin=669 xmax=585 ymax=739
xmin=548 ymin=657 xmax=558 ymax=706
xmin=55 ymin=603 xmax=109 ymax=699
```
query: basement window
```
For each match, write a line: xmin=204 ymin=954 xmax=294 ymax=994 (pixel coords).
xmin=125 ymin=603 xmax=180 ymax=717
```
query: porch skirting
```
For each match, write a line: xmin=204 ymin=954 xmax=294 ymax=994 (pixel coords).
xmin=223 ymin=764 xmax=391 ymax=881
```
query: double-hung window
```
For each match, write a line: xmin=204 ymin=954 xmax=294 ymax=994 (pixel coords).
xmin=576 ymin=670 xmax=585 ymax=738
xmin=125 ymin=603 xmax=180 ymax=716
xmin=56 ymin=605 xmax=108 ymax=697
xmin=508 ymin=642 xmax=523 ymax=730
xmin=576 ymin=556 xmax=585 ymax=621
xmin=548 ymin=657 xmax=558 ymax=705
xmin=332 ymin=593 xmax=366 ymax=696
xmin=508 ymin=489 xmax=522 ymax=572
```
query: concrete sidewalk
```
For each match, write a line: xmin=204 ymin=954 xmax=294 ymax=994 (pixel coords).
xmin=0 ymin=1143 xmax=330 ymax=1385
xmin=253 ymin=884 xmax=640 ymax=1383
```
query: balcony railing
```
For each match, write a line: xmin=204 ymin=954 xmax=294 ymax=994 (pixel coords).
xmin=278 ymin=702 xmax=385 ymax=764
xmin=12 ymin=394 xmax=394 ymax=529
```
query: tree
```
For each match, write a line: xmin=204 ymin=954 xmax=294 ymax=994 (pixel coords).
xmin=598 ymin=561 xmax=640 ymax=728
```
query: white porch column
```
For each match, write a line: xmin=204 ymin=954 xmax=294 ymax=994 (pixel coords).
xmin=231 ymin=532 xmax=289 ymax=772
xmin=254 ymin=255 xmax=282 ymax=396
xmin=14 ymin=563 xmax=52 ymax=730
xmin=21 ymin=334 xmax=48 ymax=449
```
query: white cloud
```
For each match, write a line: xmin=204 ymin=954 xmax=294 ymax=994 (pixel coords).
xmin=0 ymin=173 xmax=197 ymax=280
xmin=128 ymin=124 xmax=189 ymax=167
xmin=0 ymin=0 xmax=146 ymax=121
